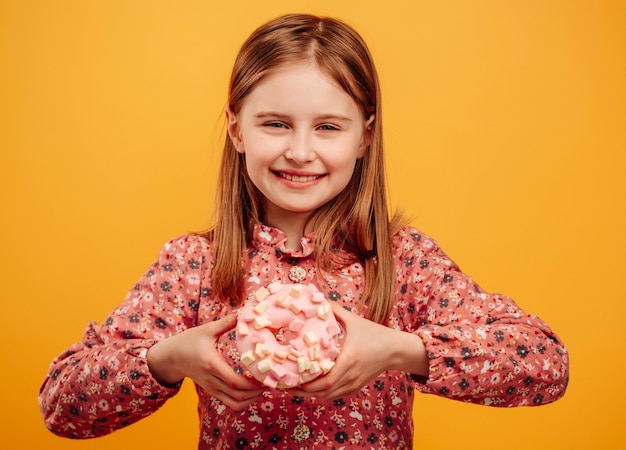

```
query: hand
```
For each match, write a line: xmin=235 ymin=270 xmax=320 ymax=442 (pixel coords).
xmin=290 ymin=302 xmax=428 ymax=400
xmin=147 ymin=314 xmax=265 ymax=411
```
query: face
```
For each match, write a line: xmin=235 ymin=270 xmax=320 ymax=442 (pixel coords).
xmin=226 ymin=63 xmax=373 ymax=232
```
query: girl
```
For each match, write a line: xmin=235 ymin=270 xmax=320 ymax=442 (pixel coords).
xmin=39 ymin=13 xmax=569 ymax=449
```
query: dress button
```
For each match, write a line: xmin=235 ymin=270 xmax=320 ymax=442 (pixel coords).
xmin=288 ymin=265 xmax=306 ymax=283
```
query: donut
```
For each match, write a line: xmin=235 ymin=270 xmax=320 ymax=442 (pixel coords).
xmin=236 ymin=282 xmax=342 ymax=388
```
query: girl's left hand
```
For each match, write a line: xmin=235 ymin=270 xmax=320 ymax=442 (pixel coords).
xmin=290 ymin=302 xmax=428 ymax=400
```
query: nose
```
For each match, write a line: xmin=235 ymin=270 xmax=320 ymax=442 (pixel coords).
xmin=284 ymin=130 xmax=314 ymax=165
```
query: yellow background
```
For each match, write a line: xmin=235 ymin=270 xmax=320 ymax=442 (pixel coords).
xmin=1 ymin=0 xmax=624 ymax=448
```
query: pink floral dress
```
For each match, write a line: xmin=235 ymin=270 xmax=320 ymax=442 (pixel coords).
xmin=39 ymin=224 xmax=569 ymax=449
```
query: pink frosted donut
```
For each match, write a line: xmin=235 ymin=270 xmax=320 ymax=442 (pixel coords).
xmin=236 ymin=282 xmax=342 ymax=388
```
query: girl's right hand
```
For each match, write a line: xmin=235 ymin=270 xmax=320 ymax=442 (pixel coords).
xmin=147 ymin=313 xmax=265 ymax=411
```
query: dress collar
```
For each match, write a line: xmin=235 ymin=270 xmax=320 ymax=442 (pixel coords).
xmin=251 ymin=223 xmax=316 ymax=258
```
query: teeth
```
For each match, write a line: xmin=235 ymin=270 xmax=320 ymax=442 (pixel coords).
xmin=279 ymin=172 xmax=320 ymax=182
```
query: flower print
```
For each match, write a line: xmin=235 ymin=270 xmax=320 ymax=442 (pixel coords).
xmin=537 ymin=343 xmax=546 ymax=354
xmin=122 ymin=330 xmax=134 ymax=339
xmin=98 ymin=399 xmax=109 ymax=411
xmin=460 ymin=379 xmax=470 ymax=391
xmin=362 ymin=399 xmax=372 ymax=410
xmin=374 ymin=380 xmax=384 ymax=391
xmin=155 ymin=318 xmax=167 ymax=329
xmin=213 ymin=428 xmax=220 ymax=438
xmin=99 ymin=367 xmax=109 ymax=380
xmin=439 ymin=298 xmax=449 ymax=308
xmin=506 ymin=386 xmax=516 ymax=396
xmin=186 ymin=273 xmax=200 ymax=285
xmin=443 ymin=274 xmax=453 ymax=283
xmin=404 ymin=256 xmax=414 ymax=267
xmin=120 ymin=385 xmax=130 ymax=395
xmin=260 ymin=401 xmax=274 ymax=412
xmin=234 ymin=437 xmax=248 ymax=449
xmin=494 ymin=330 xmax=504 ymax=342
xmin=328 ymin=290 xmax=340 ymax=301
xmin=269 ymin=434 xmax=281 ymax=444
xmin=201 ymin=287 xmax=210 ymax=298
xmin=367 ymin=433 xmax=378 ymax=443
xmin=188 ymin=299 xmax=199 ymax=311
xmin=490 ymin=373 xmax=501 ymax=385
xmin=389 ymin=430 xmax=398 ymax=442
xmin=444 ymin=357 xmax=455 ymax=367
xmin=188 ymin=259 xmax=200 ymax=269
xmin=160 ymin=281 xmax=172 ymax=292
xmin=400 ymin=283 xmax=408 ymax=294
xmin=384 ymin=416 xmax=393 ymax=427
xmin=334 ymin=431 xmax=349 ymax=443
xmin=333 ymin=398 xmax=345 ymax=407
xmin=128 ymin=314 xmax=139 ymax=323
xmin=460 ymin=347 xmax=472 ymax=359
xmin=517 ymin=345 xmax=529 ymax=359
xmin=129 ymin=369 xmax=141 ymax=380
xmin=233 ymin=365 xmax=243 ymax=374
xmin=524 ymin=376 xmax=534 ymax=386
xmin=439 ymin=386 xmax=450 ymax=396
xmin=420 ymin=259 xmax=429 ymax=269
xmin=291 ymin=396 xmax=304 ymax=404
xmin=108 ymin=357 xmax=120 ymax=370
xmin=533 ymin=394 xmax=544 ymax=404
xmin=410 ymin=232 xmax=421 ymax=241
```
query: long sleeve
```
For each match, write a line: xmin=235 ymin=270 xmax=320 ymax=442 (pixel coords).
xmin=39 ymin=235 xmax=210 ymax=438
xmin=392 ymin=227 xmax=569 ymax=406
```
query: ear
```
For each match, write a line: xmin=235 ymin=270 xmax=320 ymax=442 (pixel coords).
xmin=357 ymin=114 xmax=375 ymax=158
xmin=225 ymin=106 xmax=245 ymax=153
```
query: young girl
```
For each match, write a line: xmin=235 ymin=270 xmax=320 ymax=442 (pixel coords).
xmin=39 ymin=13 xmax=569 ymax=449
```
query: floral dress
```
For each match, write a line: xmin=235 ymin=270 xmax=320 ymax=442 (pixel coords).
xmin=39 ymin=224 xmax=569 ymax=449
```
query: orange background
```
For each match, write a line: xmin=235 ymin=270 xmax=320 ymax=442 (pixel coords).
xmin=2 ymin=1 xmax=625 ymax=449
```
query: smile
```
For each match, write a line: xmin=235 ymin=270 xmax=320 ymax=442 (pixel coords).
xmin=273 ymin=171 xmax=324 ymax=183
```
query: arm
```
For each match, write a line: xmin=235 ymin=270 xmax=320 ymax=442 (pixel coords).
xmin=296 ymin=228 xmax=568 ymax=406
xmin=39 ymin=235 xmax=207 ymax=438
xmin=396 ymin=227 xmax=569 ymax=406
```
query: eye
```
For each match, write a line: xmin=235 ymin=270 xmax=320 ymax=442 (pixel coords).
xmin=318 ymin=124 xmax=340 ymax=131
xmin=264 ymin=121 xmax=288 ymax=129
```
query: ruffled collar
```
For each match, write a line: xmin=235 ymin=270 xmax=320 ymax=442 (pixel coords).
xmin=251 ymin=223 xmax=316 ymax=259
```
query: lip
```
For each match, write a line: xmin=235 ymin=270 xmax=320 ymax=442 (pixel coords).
xmin=271 ymin=169 xmax=326 ymax=186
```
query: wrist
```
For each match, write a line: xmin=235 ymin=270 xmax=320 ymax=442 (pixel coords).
xmin=389 ymin=330 xmax=429 ymax=377
xmin=147 ymin=339 xmax=184 ymax=386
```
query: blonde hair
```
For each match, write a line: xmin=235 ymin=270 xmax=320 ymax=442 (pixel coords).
xmin=206 ymin=14 xmax=401 ymax=324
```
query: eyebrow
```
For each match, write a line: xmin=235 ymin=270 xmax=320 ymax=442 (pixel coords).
xmin=254 ymin=112 xmax=353 ymax=123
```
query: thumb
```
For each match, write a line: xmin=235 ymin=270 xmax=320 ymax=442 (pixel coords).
xmin=329 ymin=301 xmax=354 ymax=326
xmin=211 ymin=313 xmax=238 ymax=335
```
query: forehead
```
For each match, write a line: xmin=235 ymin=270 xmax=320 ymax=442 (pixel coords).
xmin=239 ymin=63 xmax=361 ymax=118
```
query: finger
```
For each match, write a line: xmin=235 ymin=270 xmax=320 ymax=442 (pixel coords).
xmin=211 ymin=313 xmax=238 ymax=335
xmin=211 ymin=387 xmax=263 ymax=411
xmin=329 ymin=301 xmax=352 ymax=323
xmin=210 ymin=359 xmax=265 ymax=391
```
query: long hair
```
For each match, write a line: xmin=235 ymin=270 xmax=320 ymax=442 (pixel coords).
xmin=206 ymin=14 xmax=401 ymax=324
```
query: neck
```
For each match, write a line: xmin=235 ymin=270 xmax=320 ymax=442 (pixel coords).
xmin=263 ymin=211 xmax=315 ymax=251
